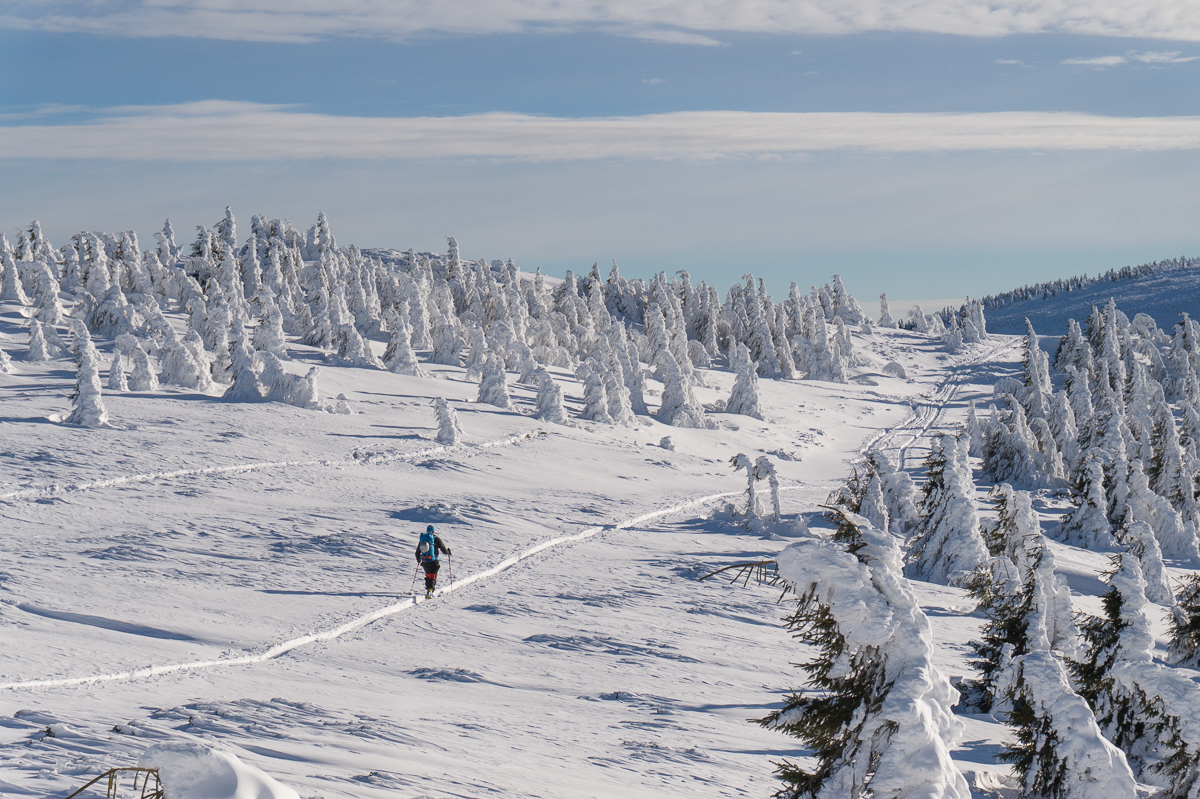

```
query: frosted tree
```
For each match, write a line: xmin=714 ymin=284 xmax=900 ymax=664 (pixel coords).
xmin=966 ymin=399 xmax=984 ymax=457
xmin=906 ymin=434 xmax=989 ymax=585
xmin=107 ymin=352 xmax=128 ymax=392
xmin=430 ymin=312 xmax=463 ymax=366
xmin=731 ymin=454 xmax=761 ymax=523
xmin=1168 ymin=574 xmax=1200 ymax=667
xmin=1070 ymin=552 xmax=1172 ymax=781
xmin=27 ymin=319 xmax=56 ymax=362
xmin=1119 ymin=516 xmax=1174 ymax=607
xmin=31 ymin=262 xmax=66 ymax=327
xmin=860 ymin=472 xmax=890 ymax=534
xmin=115 ymin=334 xmax=159 ymax=393
xmin=656 ymin=350 xmax=712 ymax=429
xmin=532 ymin=367 xmax=570 ymax=425
xmin=760 ymin=511 xmax=969 ymax=799
xmin=252 ymin=291 xmax=287 ymax=358
xmin=463 ymin=322 xmax=489 ymax=381
xmin=725 ymin=341 xmax=764 ymax=420
xmin=1057 ymin=453 xmax=1116 ymax=549
xmin=755 ymin=456 xmax=781 ymax=523
xmin=0 ymin=251 xmax=29 ymax=305
xmin=65 ymin=320 xmax=110 ymax=427
xmin=224 ymin=320 xmax=264 ymax=400
xmin=576 ymin=360 xmax=613 ymax=424
xmin=0 ymin=345 xmax=12 ymax=373
xmin=382 ymin=306 xmax=424 ymax=377
xmin=865 ymin=449 xmax=920 ymax=539
xmin=476 ymin=353 xmax=512 ymax=409
xmin=433 ymin=396 xmax=463 ymax=445
xmin=878 ymin=293 xmax=895 ymax=328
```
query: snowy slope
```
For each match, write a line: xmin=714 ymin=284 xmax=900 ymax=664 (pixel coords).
xmin=983 ymin=260 xmax=1200 ymax=335
xmin=1 ymin=273 xmax=1197 ymax=798
xmin=0 ymin=298 xmax=988 ymax=798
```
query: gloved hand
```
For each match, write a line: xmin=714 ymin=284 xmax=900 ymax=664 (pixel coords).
xmin=446 ymin=548 xmax=453 ymax=556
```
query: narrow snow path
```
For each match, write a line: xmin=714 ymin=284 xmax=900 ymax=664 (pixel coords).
xmin=0 ymin=431 xmax=540 ymax=503
xmin=862 ymin=338 xmax=1017 ymax=466
xmin=0 ymin=489 xmax=743 ymax=691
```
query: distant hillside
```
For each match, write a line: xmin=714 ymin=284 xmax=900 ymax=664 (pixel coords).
xmin=974 ymin=256 xmax=1200 ymax=335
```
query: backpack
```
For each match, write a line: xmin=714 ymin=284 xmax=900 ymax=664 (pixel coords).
xmin=418 ymin=531 xmax=438 ymax=562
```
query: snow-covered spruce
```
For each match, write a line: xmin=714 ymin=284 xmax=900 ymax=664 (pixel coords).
xmin=725 ymin=341 xmax=763 ymax=420
xmin=1168 ymin=574 xmax=1200 ymax=668
xmin=532 ymin=367 xmax=570 ymax=425
xmin=476 ymin=352 xmax=512 ymax=410
xmin=433 ymin=397 xmax=463 ymax=445
xmin=65 ymin=320 xmax=111 ymax=428
xmin=224 ymin=320 xmax=264 ymax=401
xmin=382 ymin=305 xmax=423 ymax=377
xmin=905 ymin=434 xmax=989 ymax=586
xmin=761 ymin=511 xmax=969 ymax=799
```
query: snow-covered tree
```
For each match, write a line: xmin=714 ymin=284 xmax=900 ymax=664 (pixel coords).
xmin=906 ymin=434 xmax=989 ymax=585
xmin=878 ymin=293 xmax=895 ymax=328
xmin=761 ymin=511 xmax=969 ymax=799
xmin=433 ymin=397 xmax=463 ymax=445
xmin=476 ymin=353 xmax=511 ymax=409
xmin=532 ymin=367 xmax=570 ymax=425
xmin=65 ymin=321 xmax=110 ymax=427
xmin=725 ymin=341 xmax=763 ymax=420
xmin=1167 ymin=574 xmax=1200 ymax=668
xmin=656 ymin=350 xmax=711 ymax=429
xmin=223 ymin=320 xmax=264 ymax=400
xmin=382 ymin=306 xmax=424 ymax=377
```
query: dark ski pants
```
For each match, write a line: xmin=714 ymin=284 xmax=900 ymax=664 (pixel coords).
xmin=421 ymin=560 xmax=441 ymax=591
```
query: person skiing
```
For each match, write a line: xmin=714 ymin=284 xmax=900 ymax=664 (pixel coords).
xmin=416 ymin=524 xmax=451 ymax=598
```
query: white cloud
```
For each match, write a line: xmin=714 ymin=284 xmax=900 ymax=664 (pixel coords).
xmin=7 ymin=1 xmax=1200 ymax=43
xmin=642 ymin=78 xmax=665 ymax=85
xmin=1063 ymin=50 xmax=1200 ymax=66
xmin=994 ymin=59 xmax=1026 ymax=65
xmin=6 ymin=103 xmax=1200 ymax=161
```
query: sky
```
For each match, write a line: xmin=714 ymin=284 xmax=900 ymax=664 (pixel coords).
xmin=3 ymin=2 xmax=1200 ymax=303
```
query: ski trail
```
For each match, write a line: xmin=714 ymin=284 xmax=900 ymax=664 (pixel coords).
xmin=0 ymin=431 xmax=540 ymax=504
xmin=860 ymin=338 xmax=1017 ymax=468
xmin=0 ymin=489 xmax=741 ymax=691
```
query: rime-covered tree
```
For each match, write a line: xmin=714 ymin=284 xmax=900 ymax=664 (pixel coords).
xmin=1167 ymin=574 xmax=1200 ymax=668
xmin=433 ymin=396 xmax=463 ymax=445
xmin=760 ymin=511 xmax=969 ymax=799
xmin=382 ymin=306 xmax=424 ymax=377
xmin=65 ymin=320 xmax=110 ymax=427
xmin=906 ymin=434 xmax=989 ymax=585
xmin=224 ymin=320 xmax=264 ymax=400
xmin=725 ymin=341 xmax=763 ymax=420
xmin=476 ymin=352 xmax=512 ymax=410
xmin=656 ymin=349 xmax=711 ymax=429
xmin=532 ymin=367 xmax=570 ymax=425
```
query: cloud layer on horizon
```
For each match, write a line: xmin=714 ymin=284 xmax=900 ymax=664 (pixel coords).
xmin=5 ymin=0 xmax=1200 ymax=43
xmin=6 ymin=102 xmax=1200 ymax=161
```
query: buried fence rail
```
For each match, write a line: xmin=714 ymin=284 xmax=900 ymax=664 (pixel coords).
xmin=64 ymin=767 xmax=163 ymax=799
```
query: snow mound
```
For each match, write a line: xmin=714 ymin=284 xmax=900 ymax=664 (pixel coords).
xmin=138 ymin=743 xmax=300 ymax=799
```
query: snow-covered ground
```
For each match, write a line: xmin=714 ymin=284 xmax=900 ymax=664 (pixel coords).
xmin=0 ymin=299 xmax=1010 ymax=798
xmin=0 ymin=283 xmax=1195 ymax=798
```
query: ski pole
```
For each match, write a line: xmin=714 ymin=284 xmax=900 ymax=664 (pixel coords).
xmin=410 ymin=565 xmax=420 ymax=596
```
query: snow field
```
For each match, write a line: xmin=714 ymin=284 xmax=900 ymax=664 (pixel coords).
xmin=1 ymin=299 xmax=966 ymax=797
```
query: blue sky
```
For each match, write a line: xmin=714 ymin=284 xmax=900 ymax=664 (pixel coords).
xmin=3 ymin=2 xmax=1200 ymax=303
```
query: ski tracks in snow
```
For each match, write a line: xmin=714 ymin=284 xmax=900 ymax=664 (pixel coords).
xmin=0 ymin=490 xmax=741 ymax=692
xmin=0 ymin=431 xmax=540 ymax=504
xmin=860 ymin=338 xmax=1018 ymax=468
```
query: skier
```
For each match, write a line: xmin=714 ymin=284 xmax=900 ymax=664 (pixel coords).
xmin=416 ymin=524 xmax=451 ymax=598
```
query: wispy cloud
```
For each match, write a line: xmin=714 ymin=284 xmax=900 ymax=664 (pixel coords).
xmin=995 ymin=59 xmax=1026 ymax=65
xmin=6 ymin=102 xmax=1200 ymax=161
xmin=1063 ymin=50 xmax=1200 ymax=66
xmin=5 ymin=1 xmax=1200 ymax=43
